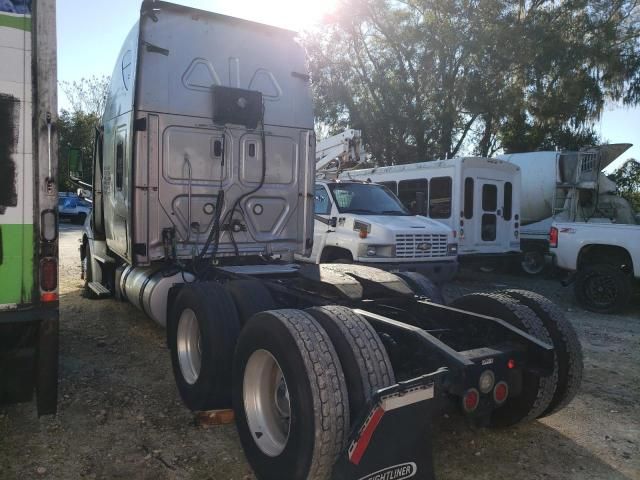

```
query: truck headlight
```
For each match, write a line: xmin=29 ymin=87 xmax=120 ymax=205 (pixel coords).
xmin=447 ymin=243 xmax=458 ymax=255
xmin=358 ymin=244 xmax=394 ymax=257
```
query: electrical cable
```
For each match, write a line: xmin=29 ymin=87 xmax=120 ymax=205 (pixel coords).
xmin=194 ymin=131 xmax=228 ymax=277
xmin=220 ymin=103 xmax=267 ymax=258
xmin=195 ymin=102 xmax=267 ymax=277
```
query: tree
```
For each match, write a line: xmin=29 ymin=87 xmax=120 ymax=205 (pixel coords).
xmin=59 ymin=75 xmax=110 ymax=117
xmin=608 ymin=159 xmax=640 ymax=212
xmin=304 ymin=0 xmax=640 ymax=164
xmin=57 ymin=110 xmax=100 ymax=192
xmin=57 ymin=75 xmax=110 ymax=191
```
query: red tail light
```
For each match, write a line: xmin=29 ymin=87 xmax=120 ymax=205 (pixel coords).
xmin=493 ymin=381 xmax=509 ymax=404
xmin=40 ymin=257 xmax=58 ymax=291
xmin=462 ymin=388 xmax=480 ymax=413
xmin=549 ymin=227 xmax=558 ymax=248
xmin=41 ymin=292 xmax=59 ymax=303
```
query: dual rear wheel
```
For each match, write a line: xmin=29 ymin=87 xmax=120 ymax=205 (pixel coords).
xmin=167 ymin=284 xmax=394 ymax=480
xmin=450 ymin=290 xmax=583 ymax=426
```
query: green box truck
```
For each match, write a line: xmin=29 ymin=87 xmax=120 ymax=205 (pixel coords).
xmin=0 ymin=0 xmax=58 ymax=415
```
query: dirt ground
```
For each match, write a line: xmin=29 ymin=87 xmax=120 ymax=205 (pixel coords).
xmin=1 ymin=223 xmax=638 ymax=480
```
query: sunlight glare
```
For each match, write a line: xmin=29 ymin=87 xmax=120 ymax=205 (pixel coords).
xmin=238 ymin=0 xmax=339 ymax=31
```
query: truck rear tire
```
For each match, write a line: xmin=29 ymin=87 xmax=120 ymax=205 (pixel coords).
xmin=36 ymin=317 xmax=59 ymax=416
xmin=394 ymin=271 xmax=445 ymax=304
xmin=305 ymin=305 xmax=395 ymax=420
xmin=501 ymin=289 xmax=583 ymax=417
xmin=574 ymin=263 xmax=632 ymax=314
xmin=449 ymin=292 xmax=558 ymax=427
xmin=224 ymin=279 xmax=277 ymax=325
xmin=233 ymin=309 xmax=348 ymax=480
xmin=167 ymin=282 xmax=240 ymax=411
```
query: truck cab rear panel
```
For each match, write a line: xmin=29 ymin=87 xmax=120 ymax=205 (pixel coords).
xmin=99 ymin=2 xmax=315 ymax=266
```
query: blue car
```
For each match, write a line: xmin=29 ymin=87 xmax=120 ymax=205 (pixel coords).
xmin=58 ymin=193 xmax=91 ymax=225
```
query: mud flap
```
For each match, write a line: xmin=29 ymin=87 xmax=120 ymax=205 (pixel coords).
xmin=332 ymin=368 xmax=446 ymax=480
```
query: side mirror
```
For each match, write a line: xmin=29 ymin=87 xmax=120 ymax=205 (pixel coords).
xmin=329 ymin=217 xmax=338 ymax=228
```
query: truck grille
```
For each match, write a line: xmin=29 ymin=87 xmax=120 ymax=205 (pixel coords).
xmin=395 ymin=233 xmax=449 ymax=258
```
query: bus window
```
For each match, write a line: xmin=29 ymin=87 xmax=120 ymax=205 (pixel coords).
xmin=429 ymin=177 xmax=452 ymax=218
xmin=503 ymin=182 xmax=512 ymax=220
xmin=379 ymin=181 xmax=397 ymax=195
xmin=482 ymin=184 xmax=497 ymax=211
xmin=398 ymin=179 xmax=428 ymax=215
xmin=464 ymin=177 xmax=474 ymax=219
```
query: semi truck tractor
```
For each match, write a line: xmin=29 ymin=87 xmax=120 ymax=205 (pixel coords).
xmin=499 ymin=144 xmax=637 ymax=275
xmin=79 ymin=2 xmax=582 ymax=478
xmin=0 ymin=0 xmax=59 ymax=415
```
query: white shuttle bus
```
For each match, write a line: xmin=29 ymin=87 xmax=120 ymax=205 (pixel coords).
xmin=341 ymin=157 xmax=522 ymax=268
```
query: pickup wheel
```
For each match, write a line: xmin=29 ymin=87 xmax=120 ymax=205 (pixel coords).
xmin=574 ymin=263 xmax=632 ymax=314
xmin=167 ymin=282 xmax=240 ymax=411
xmin=305 ymin=305 xmax=395 ymax=421
xmin=394 ymin=271 xmax=445 ymax=304
xmin=233 ymin=309 xmax=348 ymax=480
xmin=501 ymin=289 xmax=583 ymax=417
xmin=450 ymin=292 xmax=558 ymax=427
xmin=520 ymin=250 xmax=546 ymax=275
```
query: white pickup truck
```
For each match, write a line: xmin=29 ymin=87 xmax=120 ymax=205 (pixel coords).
xmin=298 ymin=179 xmax=459 ymax=284
xmin=551 ymin=221 xmax=640 ymax=313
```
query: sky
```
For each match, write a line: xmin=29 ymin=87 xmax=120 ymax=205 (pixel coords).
xmin=56 ymin=0 xmax=639 ymax=172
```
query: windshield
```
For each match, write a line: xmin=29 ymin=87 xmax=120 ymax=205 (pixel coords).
xmin=328 ymin=183 xmax=410 ymax=215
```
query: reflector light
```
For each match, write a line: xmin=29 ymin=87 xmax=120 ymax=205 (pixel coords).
xmin=479 ymin=370 xmax=495 ymax=394
xmin=41 ymin=292 xmax=59 ymax=303
xmin=494 ymin=381 xmax=509 ymax=404
xmin=462 ymin=388 xmax=480 ymax=412
xmin=41 ymin=209 xmax=57 ymax=242
xmin=359 ymin=227 xmax=368 ymax=239
xmin=40 ymin=258 xmax=58 ymax=291
xmin=549 ymin=226 xmax=558 ymax=248
xmin=507 ymin=359 xmax=516 ymax=369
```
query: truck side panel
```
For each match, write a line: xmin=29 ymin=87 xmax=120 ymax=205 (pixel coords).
xmin=0 ymin=9 xmax=34 ymax=307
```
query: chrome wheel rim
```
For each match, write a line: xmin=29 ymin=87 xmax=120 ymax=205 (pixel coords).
xmin=243 ymin=349 xmax=291 ymax=457
xmin=177 ymin=308 xmax=201 ymax=385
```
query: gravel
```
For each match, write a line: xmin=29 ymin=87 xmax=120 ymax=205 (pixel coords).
xmin=0 ymin=223 xmax=638 ymax=480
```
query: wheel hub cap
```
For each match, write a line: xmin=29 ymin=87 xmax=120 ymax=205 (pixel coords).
xmin=243 ymin=349 xmax=291 ymax=457
xmin=176 ymin=308 xmax=201 ymax=385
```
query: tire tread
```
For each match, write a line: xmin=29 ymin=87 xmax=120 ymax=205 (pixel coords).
xmin=450 ymin=292 xmax=558 ymax=426
xmin=501 ymin=289 xmax=583 ymax=416
xmin=306 ymin=305 xmax=395 ymax=424
xmin=268 ymin=309 xmax=349 ymax=480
